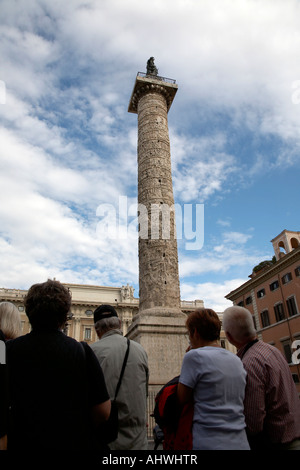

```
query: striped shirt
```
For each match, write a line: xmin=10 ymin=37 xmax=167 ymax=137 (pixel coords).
xmin=237 ymin=340 xmax=300 ymax=445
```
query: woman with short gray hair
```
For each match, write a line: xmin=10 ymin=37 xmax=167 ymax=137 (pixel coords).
xmin=0 ymin=302 xmax=21 ymax=340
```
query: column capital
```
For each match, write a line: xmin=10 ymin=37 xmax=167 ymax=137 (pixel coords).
xmin=128 ymin=73 xmax=178 ymax=114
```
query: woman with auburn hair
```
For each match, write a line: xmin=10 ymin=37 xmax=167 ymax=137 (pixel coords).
xmin=177 ymin=308 xmax=250 ymax=450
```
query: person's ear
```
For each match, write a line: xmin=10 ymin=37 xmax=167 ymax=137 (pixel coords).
xmin=225 ymin=331 xmax=239 ymax=348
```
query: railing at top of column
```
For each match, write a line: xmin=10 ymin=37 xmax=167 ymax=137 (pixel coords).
xmin=137 ymin=72 xmax=176 ymax=85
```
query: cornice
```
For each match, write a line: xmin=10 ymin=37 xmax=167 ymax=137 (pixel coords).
xmin=128 ymin=74 xmax=178 ymax=114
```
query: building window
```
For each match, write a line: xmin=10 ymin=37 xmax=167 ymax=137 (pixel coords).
xmin=282 ymin=272 xmax=292 ymax=285
xmin=84 ymin=328 xmax=92 ymax=341
xmin=282 ymin=340 xmax=292 ymax=364
xmin=295 ymin=266 xmax=300 ymax=277
xmin=261 ymin=310 xmax=270 ymax=328
xmin=245 ymin=296 xmax=252 ymax=305
xmin=257 ymin=288 xmax=265 ymax=299
xmin=237 ymin=301 xmax=244 ymax=307
xmin=292 ymin=373 xmax=300 ymax=384
xmin=270 ymin=280 xmax=279 ymax=291
xmin=18 ymin=305 xmax=24 ymax=311
xmin=85 ymin=310 xmax=93 ymax=316
xmin=274 ymin=303 xmax=285 ymax=322
xmin=286 ymin=296 xmax=298 ymax=317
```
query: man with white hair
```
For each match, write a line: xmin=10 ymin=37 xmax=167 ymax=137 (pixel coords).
xmin=91 ymin=305 xmax=149 ymax=450
xmin=223 ymin=306 xmax=300 ymax=450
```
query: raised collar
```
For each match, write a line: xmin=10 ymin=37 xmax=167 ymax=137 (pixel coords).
xmin=237 ymin=338 xmax=259 ymax=359
xmin=101 ymin=328 xmax=123 ymax=339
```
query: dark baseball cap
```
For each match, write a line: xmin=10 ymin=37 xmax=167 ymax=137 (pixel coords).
xmin=94 ymin=304 xmax=118 ymax=323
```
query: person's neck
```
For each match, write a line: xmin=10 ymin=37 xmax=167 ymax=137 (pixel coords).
xmin=198 ymin=339 xmax=220 ymax=348
xmin=237 ymin=337 xmax=258 ymax=351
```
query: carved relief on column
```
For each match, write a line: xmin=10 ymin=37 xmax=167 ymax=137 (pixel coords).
xmin=137 ymin=90 xmax=181 ymax=313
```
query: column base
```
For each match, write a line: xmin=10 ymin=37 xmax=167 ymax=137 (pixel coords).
xmin=127 ymin=309 xmax=188 ymax=386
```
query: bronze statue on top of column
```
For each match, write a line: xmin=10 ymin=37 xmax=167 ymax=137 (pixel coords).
xmin=146 ymin=57 xmax=158 ymax=76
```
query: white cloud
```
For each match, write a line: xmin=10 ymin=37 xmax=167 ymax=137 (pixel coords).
xmin=222 ymin=231 xmax=252 ymax=245
xmin=178 ymin=228 xmax=261 ymax=278
xmin=0 ymin=128 xmax=138 ymax=290
xmin=171 ymin=131 xmax=237 ymax=202
xmin=217 ymin=219 xmax=231 ymax=227
xmin=179 ymin=246 xmax=261 ymax=279
xmin=180 ymin=279 xmax=247 ymax=312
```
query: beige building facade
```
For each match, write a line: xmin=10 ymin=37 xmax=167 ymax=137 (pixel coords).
xmin=0 ymin=282 xmax=139 ymax=342
xmin=0 ymin=281 xmax=231 ymax=351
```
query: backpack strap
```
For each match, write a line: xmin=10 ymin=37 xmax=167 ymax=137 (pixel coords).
xmin=114 ymin=338 xmax=130 ymax=400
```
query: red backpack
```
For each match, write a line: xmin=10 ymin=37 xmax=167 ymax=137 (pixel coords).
xmin=153 ymin=376 xmax=193 ymax=450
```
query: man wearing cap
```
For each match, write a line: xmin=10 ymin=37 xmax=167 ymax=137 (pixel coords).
xmin=91 ymin=305 xmax=149 ymax=450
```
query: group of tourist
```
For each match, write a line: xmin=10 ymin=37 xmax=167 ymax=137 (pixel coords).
xmin=0 ymin=279 xmax=299 ymax=451
xmin=177 ymin=307 xmax=300 ymax=450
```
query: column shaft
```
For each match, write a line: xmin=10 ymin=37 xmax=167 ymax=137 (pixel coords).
xmin=137 ymin=91 xmax=180 ymax=313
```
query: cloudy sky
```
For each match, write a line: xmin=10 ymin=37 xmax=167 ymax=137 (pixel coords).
xmin=1 ymin=0 xmax=300 ymax=311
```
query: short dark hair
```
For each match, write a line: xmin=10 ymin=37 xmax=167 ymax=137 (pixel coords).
xmin=24 ymin=279 xmax=71 ymax=329
xmin=186 ymin=308 xmax=221 ymax=342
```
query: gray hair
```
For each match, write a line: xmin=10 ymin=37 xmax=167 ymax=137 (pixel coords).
xmin=222 ymin=306 xmax=256 ymax=344
xmin=0 ymin=302 xmax=22 ymax=340
xmin=94 ymin=316 xmax=121 ymax=336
